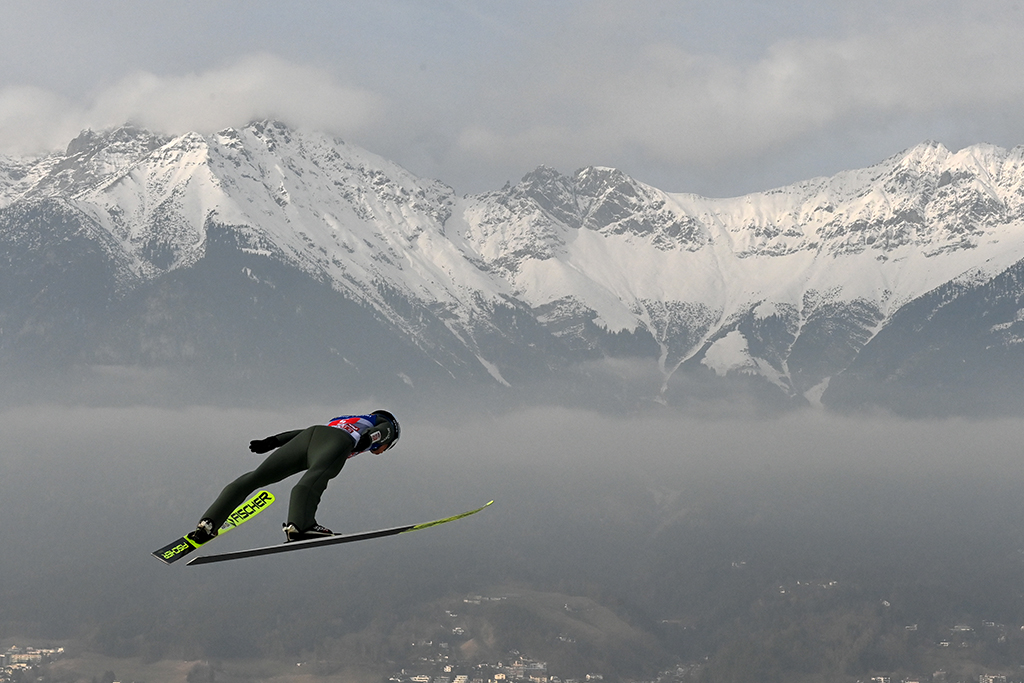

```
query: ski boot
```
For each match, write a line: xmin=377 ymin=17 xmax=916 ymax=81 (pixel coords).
xmin=187 ymin=519 xmax=218 ymax=545
xmin=283 ymin=522 xmax=335 ymax=542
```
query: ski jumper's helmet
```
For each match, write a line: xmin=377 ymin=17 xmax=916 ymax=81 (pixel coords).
xmin=370 ymin=409 xmax=400 ymax=453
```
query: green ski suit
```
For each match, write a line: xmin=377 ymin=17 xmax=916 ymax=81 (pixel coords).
xmin=200 ymin=416 xmax=395 ymax=533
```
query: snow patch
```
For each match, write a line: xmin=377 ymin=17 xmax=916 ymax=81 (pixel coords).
xmin=475 ymin=355 xmax=511 ymax=387
xmin=702 ymin=331 xmax=757 ymax=377
xmin=804 ymin=377 xmax=831 ymax=408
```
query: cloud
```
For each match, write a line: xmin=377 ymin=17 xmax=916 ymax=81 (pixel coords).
xmin=0 ymin=54 xmax=384 ymax=156
xmin=0 ymin=85 xmax=85 ymax=156
xmin=449 ymin=8 xmax=1024 ymax=188
xmin=3 ymin=3 xmax=1024 ymax=197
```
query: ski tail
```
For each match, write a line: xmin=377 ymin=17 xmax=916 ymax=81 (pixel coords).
xmin=152 ymin=490 xmax=276 ymax=565
xmin=186 ymin=500 xmax=494 ymax=566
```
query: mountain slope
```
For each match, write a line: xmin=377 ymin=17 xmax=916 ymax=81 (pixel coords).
xmin=3 ymin=122 xmax=1024 ymax=413
xmin=451 ymin=143 xmax=1024 ymax=406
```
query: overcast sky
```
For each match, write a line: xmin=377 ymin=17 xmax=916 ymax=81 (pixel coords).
xmin=2 ymin=0 xmax=1023 ymax=197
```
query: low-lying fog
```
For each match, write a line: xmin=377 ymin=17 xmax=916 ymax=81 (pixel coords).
xmin=2 ymin=402 xmax=1023 ymax=664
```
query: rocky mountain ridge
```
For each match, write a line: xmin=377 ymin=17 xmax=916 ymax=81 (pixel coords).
xmin=3 ymin=121 xmax=1024 ymax=414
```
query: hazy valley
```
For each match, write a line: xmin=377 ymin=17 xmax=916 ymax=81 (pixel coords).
xmin=4 ymin=126 xmax=1024 ymax=683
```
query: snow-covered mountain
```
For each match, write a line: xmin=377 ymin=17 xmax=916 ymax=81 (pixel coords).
xmin=4 ymin=121 xmax=1024 ymax=414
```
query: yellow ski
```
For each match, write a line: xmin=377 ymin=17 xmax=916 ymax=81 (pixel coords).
xmin=152 ymin=490 xmax=275 ymax=565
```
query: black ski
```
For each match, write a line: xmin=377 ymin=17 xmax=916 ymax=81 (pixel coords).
xmin=187 ymin=500 xmax=493 ymax=566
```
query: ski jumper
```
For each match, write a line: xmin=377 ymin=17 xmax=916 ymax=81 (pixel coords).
xmin=200 ymin=415 xmax=396 ymax=533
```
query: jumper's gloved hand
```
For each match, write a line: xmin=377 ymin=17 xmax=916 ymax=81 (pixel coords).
xmin=249 ymin=436 xmax=279 ymax=454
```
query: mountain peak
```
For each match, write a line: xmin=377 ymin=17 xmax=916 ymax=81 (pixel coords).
xmin=243 ymin=119 xmax=300 ymax=152
xmin=513 ymin=166 xmax=580 ymax=227
xmin=5 ymin=126 xmax=1024 ymax=413
xmin=64 ymin=124 xmax=170 ymax=158
xmin=574 ymin=165 xmax=633 ymax=192
xmin=896 ymin=140 xmax=952 ymax=168
xmin=10 ymin=124 xmax=173 ymax=201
